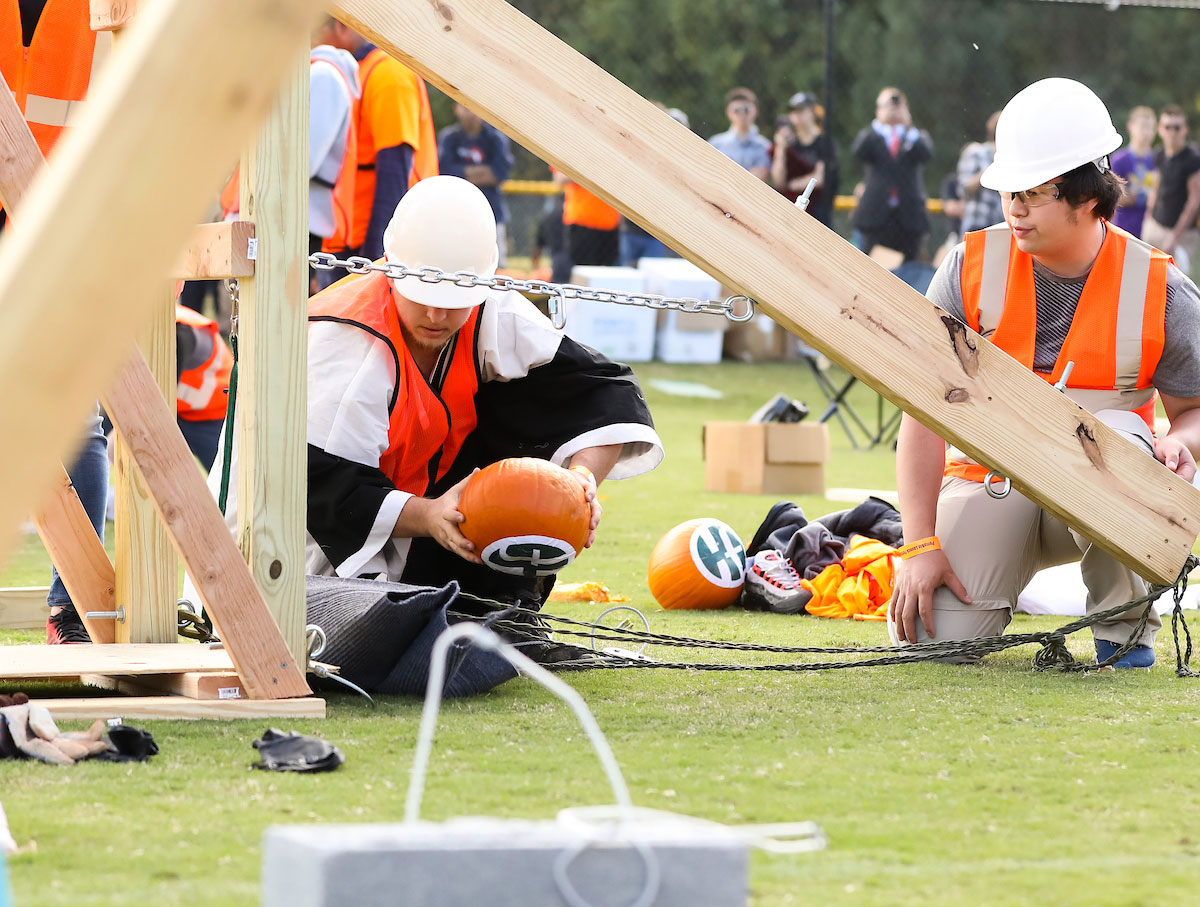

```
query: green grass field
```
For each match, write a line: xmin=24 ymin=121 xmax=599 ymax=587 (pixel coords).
xmin=5 ymin=360 xmax=1200 ymax=906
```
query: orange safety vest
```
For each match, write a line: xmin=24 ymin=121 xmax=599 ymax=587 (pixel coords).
xmin=176 ymin=304 xmax=233 ymax=422
xmin=561 ymin=180 xmax=620 ymax=231
xmin=946 ymin=221 xmax=1170 ymax=483
xmin=306 ymin=269 xmax=480 ymax=495
xmin=349 ymin=49 xmax=438 ymax=252
xmin=0 ymin=0 xmax=109 ymax=159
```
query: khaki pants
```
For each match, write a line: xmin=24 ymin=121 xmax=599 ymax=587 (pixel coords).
xmin=1142 ymin=217 xmax=1199 ymax=278
xmin=887 ymin=476 xmax=1159 ymax=658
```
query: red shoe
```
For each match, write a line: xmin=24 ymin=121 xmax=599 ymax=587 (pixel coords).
xmin=46 ymin=606 xmax=92 ymax=644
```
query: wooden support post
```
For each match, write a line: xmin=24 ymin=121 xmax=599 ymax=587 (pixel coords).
xmin=235 ymin=49 xmax=309 ymax=665
xmin=102 ymin=350 xmax=309 ymax=699
xmin=0 ymin=0 xmax=325 ymax=583
xmin=335 ymin=0 xmax=1200 ymax=585
xmin=31 ymin=466 xmax=116 ymax=644
xmin=113 ymin=283 xmax=176 ymax=643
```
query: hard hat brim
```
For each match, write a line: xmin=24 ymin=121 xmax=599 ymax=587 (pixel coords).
xmin=390 ymin=275 xmax=488 ymax=310
xmin=980 ymin=133 xmax=1122 ymax=193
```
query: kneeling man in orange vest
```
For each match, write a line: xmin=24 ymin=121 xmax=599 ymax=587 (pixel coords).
xmin=888 ymin=79 xmax=1200 ymax=669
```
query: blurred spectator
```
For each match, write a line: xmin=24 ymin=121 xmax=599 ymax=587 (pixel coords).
xmin=438 ymin=103 xmax=514 ymax=266
xmin=770 ymin=91 xmax=840 ymax=227
xmin=620 ymin=105 xmax=688 ymax=265
xmin=1143 ymin=104 xmax=1200 ymax=276
xmin=709 ymin=87 xmax=771 ymax=180
xmin=314 ymin=17 xmax=438 ymax=287
xmin=933 ymin=167 xmax=964 ymax=266
xmin=851 ymin=87 xmax=933 ymax=262
xmin=309 ymin=43 xmax=362 ymax=293
xmin=532 ymin=195 xmax=571 ymax=283
xmin=1111 ymin=105 xmax=1157 ymax=238
xmin=175 ymin=305 xmax=233 ymax=473
xmin=551 ymin=168 xmax=620 ymax=270
xmin=957 ymin=111 xmax=1003 ymax=233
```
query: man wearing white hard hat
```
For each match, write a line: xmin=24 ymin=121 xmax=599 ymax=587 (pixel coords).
xmin=235 ymin=175 xmax=662 ymax=611
xmin=888 ymin=78 xmax=1200 ymax=669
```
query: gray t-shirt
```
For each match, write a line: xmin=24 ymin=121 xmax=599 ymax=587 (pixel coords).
xmin=927 ymin=241 xmax=1200 ymax=398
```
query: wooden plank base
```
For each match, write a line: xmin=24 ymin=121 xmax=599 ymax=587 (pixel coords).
xmin=32 ymin=695 xmax=325 ymax=720
xmin=0 ymin=587 xmax=49 ymax=629
xmin=80 ymin=671 xmax=246 ymax=700
xmin=0 ymin=643 xmax=234 ymax=679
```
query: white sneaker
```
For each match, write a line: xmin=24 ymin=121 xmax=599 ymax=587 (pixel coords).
xmin=741 ymin=550 xmax=811 ymax=615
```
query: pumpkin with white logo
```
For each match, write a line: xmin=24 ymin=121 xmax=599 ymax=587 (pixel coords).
xmin=459 ymin=458 xmax=590 ymax=576
xmin=647 ymin=519 xmax=747 ymax=610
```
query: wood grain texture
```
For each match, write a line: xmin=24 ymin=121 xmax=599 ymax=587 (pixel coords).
xmin=31 ymin=695 xmax=325 ymax=720
xmin=174 ymin=221 xmax=255 ymax=279
xmin=114 ymin=286 xmax=176 ymax=643
xmin=0 ymin=0 xmax=325 ymax=579
xmin=236 ymin=51 xmax=309 ymax=665
xmin=1 ymin=643 xmax=233 ymax=677
xmin=0 ymin=587 xmax=50 ymax=629
xmin=333 ymin=0 xmax=1200 ymax=584
xmin=32 ymin=466 xmax=117 ymax=644
xmin=89 ymin=0 xmax=139 ymax=31
xmin=0 ymin=73 xmax=42 ymax=211
xmin=102 ymin=351 xmax=310 ymax=699
xmin=81 ymin=671 xmax=245 ymax=700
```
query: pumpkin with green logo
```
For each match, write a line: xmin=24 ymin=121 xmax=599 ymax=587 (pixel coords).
xmin=647 ymin=518 xmax=747 ymax=610
xmin=459 ymin=458 xmax=590 ymax=577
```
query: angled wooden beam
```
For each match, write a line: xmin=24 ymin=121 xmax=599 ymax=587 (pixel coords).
xmin=335 ymin=0 xmax=1200 ymax=585
xmin=102 ymin=350 xmax=309 ymax=699
xmin=32 ymin=466 xmax=117 ymax=644
xmin=0 ymin=0 xmax=325 ymax=585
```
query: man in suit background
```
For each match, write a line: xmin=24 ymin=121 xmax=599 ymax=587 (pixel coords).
xmin=851 ymin=87 xmax=934 ymax=262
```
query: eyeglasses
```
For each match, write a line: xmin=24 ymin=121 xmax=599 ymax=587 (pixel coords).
xmin=1161 ymin=123 xmax=1186 ymax=131
xmin=1000 ymin=181 xmax=1062 ymax=208
xmin=730 ymin=104 xmax=754 ymax=114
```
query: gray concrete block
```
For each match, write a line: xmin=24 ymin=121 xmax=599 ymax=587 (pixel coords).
xmin=262 ymin=818 xmax=748 ymax=906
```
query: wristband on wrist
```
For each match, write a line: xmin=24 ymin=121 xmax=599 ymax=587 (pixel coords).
xmin=898 ymin=536 xmax=941 ymax=559
xmin=569 ymin=464 xmax=595 ymax=484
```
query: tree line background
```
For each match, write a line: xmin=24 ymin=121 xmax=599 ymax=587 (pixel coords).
xmin=425 ymin=0 xmax=1200 ymax=251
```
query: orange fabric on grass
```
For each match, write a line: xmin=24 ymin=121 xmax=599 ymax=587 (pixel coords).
xmin=800 ymin=535 xmax=898 ymax=620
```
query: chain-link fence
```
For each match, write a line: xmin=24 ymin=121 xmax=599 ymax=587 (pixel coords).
xmin=426 ymin=0 xmax=1200 ymax=270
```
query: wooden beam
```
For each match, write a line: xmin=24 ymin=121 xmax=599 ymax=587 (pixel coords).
xmin=334 ymin=0 xmax=1200 ymax=585
xmin=102 ymin=350 xmax=310 ymax=699
xmin=31 ymin=695 xmax=325 ymax=720
xmin=236 ymin=50 xmax=309 ymax=666
xmin=113 ymin=285 xmax=176 ymax=644
xmin=0 ymin=587 xmax=49 ymax=630
xmin=31 ymin=465 xmax=117 ymax=644
xmin=80 ymin=671 xmax=245 ymax=700
xmin=0 ymin=0 xmax=325 ymax=575
xmin=1 ymin=642 xmax=233 ymax=678
xmin=174 ymin=221 xmax=255 ymax=280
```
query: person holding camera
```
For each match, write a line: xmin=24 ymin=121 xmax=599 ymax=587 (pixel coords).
xmin=850 ymin=87 xmax=933 ymax=262
xmin=770 ymin=92 xmax=840 ymax=227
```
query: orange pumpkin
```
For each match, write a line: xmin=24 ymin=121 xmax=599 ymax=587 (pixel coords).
xmin=647 ymin=518 xmax=747 ymax=610
xmin=459 ymin=458 xmax=590 ymax=576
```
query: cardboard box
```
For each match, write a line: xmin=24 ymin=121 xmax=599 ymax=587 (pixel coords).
xmin=565 ymin=266 xmax=656 ymax=362
xmin=638 ymin=258 xmax=728 ymax=363
xmin=723 ymin=312 xmax=786 ymax=362
xmin=703 ymin=422 xmax=830 ymax=495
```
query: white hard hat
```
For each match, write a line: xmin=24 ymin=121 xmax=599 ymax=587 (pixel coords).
xmin=383 ymin=175 xmax=499 ymax=309
xmin=981 ymin=78 xmax=1122 ymax=192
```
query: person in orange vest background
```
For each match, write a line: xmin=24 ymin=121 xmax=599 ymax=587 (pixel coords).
xmin=312 ymin=16 xmax=437 ymax=289
xmin=550 ymin=167 xmax=621 ymax=274
xmin=175 ymin=304 xmax=233 ymax=472
xmin=888 ymin=79 xmax=1200 ymax=670
xmin=0 ymin=0 xmax=111 ymax=644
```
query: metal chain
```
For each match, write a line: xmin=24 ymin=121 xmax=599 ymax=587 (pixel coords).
xmin=308 ymin=252 xmax=755 ymax=329
xmin=454 ymin=556 xmax=1199 ymax=674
